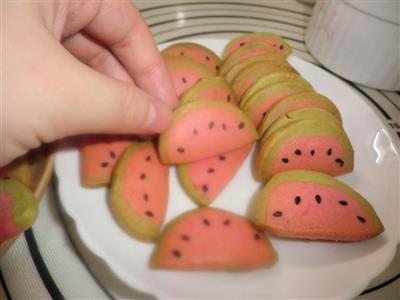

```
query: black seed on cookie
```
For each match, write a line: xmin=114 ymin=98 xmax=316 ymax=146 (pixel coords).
xmin=223 ymin=219 xmax=230 ymax=226
xmin=238 ymin=122 xmax=245 ymax=129
xmin=109 ymin=151 xmax=116 ymax=159
xmin=219 ymin=155 xmax=226 ymax=161
xmin=177 ymin=147 xmax=185 ymax=153
xmin=295 ymin=196 xmax=301 ymax=205
xmin=145 ymin=210 xmax=154 ymax=217
xmin=145 ymin=155 xmax=151 ymax=161
xmin=327 ymin=148 xmax=332 ymax=156
xmin=172 ymin=249 xmax=181 ymax=257
xmin=101 ymin=162 xmax=109 ymax=168
xmin=310 ymin=149 xmax=315 ymax=156
xmin=281 ymin=158 xmax=289 ymax=163
xmin=203 ymin=218 xmax=210 ymax=226
xmin=294 ymin=149 xmax=302 ymax=155
xmin=207 ymin=168 xmax=215 ymax=173
xmin=254 ymin=233 xmax=261 ymax=240
xmin=315 ymin=194 xmax=322 ymax=204
xmin=181 ymin=234 xmax=190 ymax=241
xmin=335 ymin=158 xmax=344 ymax=167
xmin=182 ymin=77 xmax=187 ymax=84
xmin=357 ymin=216 xmax=366 ymax=223
xmin=209 ymin=121 xmax=215 ymax=129
xmin=273 ymin=211 xmax=282 ymax=217
xmin=202 ymin=185 xmax=208 ymax=193
xmin=338 ymin=200 xmax=348 ymax=206
xmin=140 ymin=173 xmax=146 ymax=180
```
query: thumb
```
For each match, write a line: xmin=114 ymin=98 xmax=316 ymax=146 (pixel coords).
xmin=54 ymin=67 xmax=173 ymax=136
xmin=34 ymin=44 xmax=173 ymax=142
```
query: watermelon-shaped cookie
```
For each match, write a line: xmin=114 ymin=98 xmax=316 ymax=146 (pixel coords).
xmin=81 ymin=136 xmax=132 ymax=187
xmin=180 ymin=76 xmax=237 ymax=105
xmin=163 ymin=55 xmax=214 ymax=97
xmin=240 ymin=78 xmax=314 ymax=125
xmin=159 ymin=101 xmax=258 ymax=164
xmin=255 ymin=120 xmax=354 ymax=181
xmin=0 ymin=179 xmax=38 ymax=244
xmin=110 ymin=142 xmax=169 ymax=241
xmin=231 ymin=61 xmax=297 ymax=100
xmin=222 ymin=32 xmax=292 ymax=60
xmin=219 ymin=42 xmax=279 ymax=76
xmin=258 ymin=91 xmax=342 ymax=132
xmin=259 ymin=108 xmax=342 ymax=143
xmin=177 ymin=143 xmax=253 ymax=206
xmin=151 ymin=208 xmax=276 ymax=270
xmin=253 ymin=170 xmax=384 ymax=241
xmin=162 ymin=42 xmax=221 ymax=74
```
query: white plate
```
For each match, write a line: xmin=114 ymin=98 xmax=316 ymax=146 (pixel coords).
xmin=55 ymin=39 xmax=400 ymax=299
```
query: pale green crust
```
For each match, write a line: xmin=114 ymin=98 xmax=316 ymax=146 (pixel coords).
xmin=240 ymin=72 xmax=302 ymax=105
xmin=219 ymin=42 xmax=278 ymax=76
xmin=110 ymin=142 xmax=162 ymax=242
xmin=180 ymin=76 xmax=236 ymax=105
xmin=177 ymin=164 xmax=211 ymax=206
xmin=9 ymin=162 xmax=35 ymax=189
xmin=0 ymin=179 xmax=38 ymax=230
xmin=240 ymin=78 xmax=314 ymax=112
xmin=224 ymin=55 xmax=286 ymax=83
xmin=255 ymin=120 xmax=354 ymax=181
xmin=151 ymin=207 xmax=278 ymax=270
xmin=82 ymin=175 xmax=110 ymax=188
xmin=253 ymin=170 xmax=384 ymax=236
xmin=231 ymin=61 xmax=297 ymax=99
xmin=162 ymin=42 xmax=221 ymax=66
xmin=158 ymin=100 xmax=258 ymax=164
xmin=165 ymin=56 xmax=214 ymax=77
xmin=259 ymin=108 xmax=342 ymax=144
xmin=221 ymin=32 xmax=292 ymax=60
xmin=258 ymin=92 xmax=342 ymax=133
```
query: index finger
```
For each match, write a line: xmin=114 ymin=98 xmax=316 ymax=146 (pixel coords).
xmin=83 ymin=0 xmax=178 ymax=108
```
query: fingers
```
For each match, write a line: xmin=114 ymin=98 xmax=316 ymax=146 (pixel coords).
xmin=82 ymin=0 xmax=178 ymax=108
xmin=63 ymin=32 xmax=133 ymax=83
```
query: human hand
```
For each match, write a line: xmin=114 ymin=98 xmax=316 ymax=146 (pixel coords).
xmin=2 ymin=0 xmax=178 ymax=167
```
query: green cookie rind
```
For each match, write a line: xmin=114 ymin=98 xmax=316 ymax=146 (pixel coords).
xmin=110 ymin=142 xmax=161 ymax=241
xmin=231 ymin=61 xmax=297 ymax=99
xmin=165 ymin=56 xmax=215 ymax=77
xmin=259 ymin=92 xmax=343 ymax=133
xmin=158 ymin=101 xmax=258 ymax=164
xmin=259 ymin=108 xmax=343 ymax=144
xmin=0 ymin=179 xmax=38 ymax=230
xmin=253 ymin=170 xmax=384 ymax=236
xmin=240 ymin=78 xmax=314 ymax=112
xmin=221 ymin=32 xmax=292 ymax=60
xmin=220 ymin=42 xmax=279 ymax=76
xmin=180 ymin=76 xmax=236 ymax=105
xmin=224 ymin=55 xmax=286 ymax=83
xmin=255 ymin=120 xmax=354 ymax=181
xmin=240 ymin=73 xmax=303 ymax=105
xmin=177 ymin=164 xmax=210 ymax=206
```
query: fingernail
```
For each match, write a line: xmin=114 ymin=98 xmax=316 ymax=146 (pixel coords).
xmin=144 ymin=101 xmax=172 ymax=133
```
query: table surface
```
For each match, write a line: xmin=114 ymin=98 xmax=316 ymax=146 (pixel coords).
xmin=1 ymin=1 xmax=400 ymax=299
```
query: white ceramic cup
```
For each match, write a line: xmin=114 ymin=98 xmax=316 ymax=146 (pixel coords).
xmin=305 ymin=0 xmax=400 ymax=91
